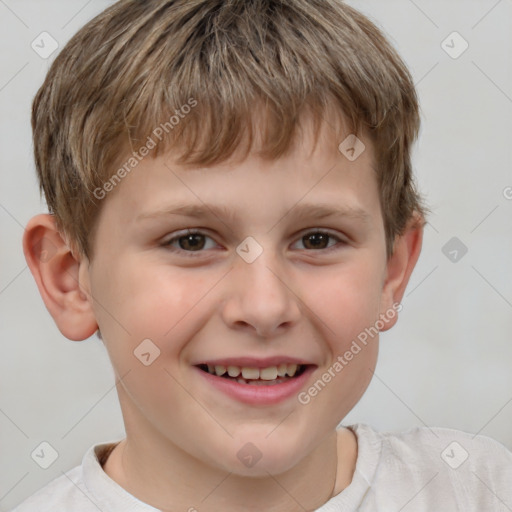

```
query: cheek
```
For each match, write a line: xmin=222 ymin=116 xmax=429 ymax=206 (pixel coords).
xmin=298 ymin=264 xmax=381 ymax=414
xmin=89 ymin=260 xmax=203 ymax=409
xmin=307 ymin=260 xmax=383 ymax=342
xmin=92 ymin=258 xmax=217 ymax=363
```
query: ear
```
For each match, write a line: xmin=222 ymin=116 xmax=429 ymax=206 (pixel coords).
xmin=379 ymin=213 xmax=424 ymax=331
xmin=22 ymin=214 xmax=98 ymax=341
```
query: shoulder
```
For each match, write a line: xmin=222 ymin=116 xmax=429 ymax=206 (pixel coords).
xmin=8 ymin=439 xmax=123 ymax=512
xmin=349 ymin=423 xmax=512 ymax=510
xmin=9 ymin=465 xmax=94 ymax=512
xmin=379 ymin=424 xmax=512 ymax=470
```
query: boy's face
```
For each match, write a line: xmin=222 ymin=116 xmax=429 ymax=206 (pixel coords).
xmin=78 ymin=117 xmax=408 ymax=475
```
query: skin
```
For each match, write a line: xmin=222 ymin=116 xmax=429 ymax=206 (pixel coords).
xmin=24 ymin=115 xmax=422 ymax=512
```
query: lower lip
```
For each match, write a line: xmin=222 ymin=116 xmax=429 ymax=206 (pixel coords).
xmin=194 ymin=366 xmax=315 ymax=405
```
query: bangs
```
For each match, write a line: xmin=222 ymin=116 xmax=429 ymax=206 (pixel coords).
xmin=120 ymin=93 xmax=361 ymax=169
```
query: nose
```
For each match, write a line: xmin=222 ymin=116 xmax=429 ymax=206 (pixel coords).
xmin=220 ymin=248 xmax=301 ymax=338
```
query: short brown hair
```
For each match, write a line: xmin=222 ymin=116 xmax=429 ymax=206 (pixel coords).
xmin=32 ymin=0 xmax=426 ymax=260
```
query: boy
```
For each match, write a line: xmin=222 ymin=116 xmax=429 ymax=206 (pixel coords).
xmin=15 ymin=0 xmax=512 ymax=510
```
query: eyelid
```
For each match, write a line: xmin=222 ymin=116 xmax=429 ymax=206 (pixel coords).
xmin=161 ymin=229 xmax=219 ymax=257
xmin=161 ymin=227 xmax=348 ymax=256
xmin=293 ymin=228 xmax=347 ymax=251
xmin=296 ymin=227 xmax=346 ymax=241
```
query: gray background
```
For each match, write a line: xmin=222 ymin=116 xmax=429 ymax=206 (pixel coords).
xmin=1 ymin=0 xmax=511 ymax=509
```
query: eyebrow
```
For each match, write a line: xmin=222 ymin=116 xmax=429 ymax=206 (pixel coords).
xmin=136 ymin=202 xmax=371 ymax=225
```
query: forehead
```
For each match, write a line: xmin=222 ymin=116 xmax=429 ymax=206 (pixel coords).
xmin=97 ymin=115 xmax=380 ymax=232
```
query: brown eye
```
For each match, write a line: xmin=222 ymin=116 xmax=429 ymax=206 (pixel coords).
xmin=176 ymin=233 xmax=206 ymax=251
xmin=297 ymin=231 xmax=342 ymax=251
xmin=163 ymin=230 xmax=217 ymax=256
xmin=302 ymin=232 xmax=331 ymax=249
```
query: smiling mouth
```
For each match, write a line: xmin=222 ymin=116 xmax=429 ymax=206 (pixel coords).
xmin=196 ymin=363 xmax=309 ymax=385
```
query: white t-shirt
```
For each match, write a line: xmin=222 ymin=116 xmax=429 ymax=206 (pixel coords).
xmin=10 ymin=423 xmax=512 ymax=511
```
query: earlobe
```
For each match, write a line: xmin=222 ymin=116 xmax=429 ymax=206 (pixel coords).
xmin=22 ymin=214 xmax=98 ymax=341
xmin=379 ymin=214 xmax=424 ymax=331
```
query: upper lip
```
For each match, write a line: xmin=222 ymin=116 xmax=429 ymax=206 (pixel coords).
xmin=194 ymin=356 xmax=315 ymax=368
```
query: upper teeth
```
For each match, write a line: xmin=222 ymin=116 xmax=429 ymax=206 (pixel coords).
xmin=207 ymin=363 xmax=301 ymax=380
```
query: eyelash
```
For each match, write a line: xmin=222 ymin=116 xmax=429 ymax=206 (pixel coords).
xmin=161 ymin=229 xmax=347 ymax=258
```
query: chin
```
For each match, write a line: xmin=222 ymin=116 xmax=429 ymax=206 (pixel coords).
xmin=209 ymin=435 xmax=306 ymax=478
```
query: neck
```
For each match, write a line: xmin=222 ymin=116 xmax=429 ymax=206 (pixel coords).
xmin=102 ymin=389 xmax=357 ymax=512
xmin=103 ymin=427 xmax=353 ymax=512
